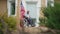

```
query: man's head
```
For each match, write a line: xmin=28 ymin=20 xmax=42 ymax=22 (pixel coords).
xmin=27 ymin=11 xmax=29 ymax=14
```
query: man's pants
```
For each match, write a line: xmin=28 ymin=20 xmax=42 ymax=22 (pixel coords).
xmin=27 ymin=18 xmax=32 ymax=26
xmin=27 ymin=18 xmax=35 ymax=27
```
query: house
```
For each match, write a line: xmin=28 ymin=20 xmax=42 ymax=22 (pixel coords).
xmin=0 ymin=0 xmax=54 ymax=28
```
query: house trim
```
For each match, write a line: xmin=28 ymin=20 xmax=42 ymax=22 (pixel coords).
xmin=46 ymin=0 xmax=47 ymax=7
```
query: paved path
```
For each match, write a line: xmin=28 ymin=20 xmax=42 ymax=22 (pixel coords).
xmin=24 ymin=27 xmax=41 ymax=34
xmin=12 ymin=27 xmax=55 ymax=34
xmin=22 ymin=27 xmax=54 ymax=34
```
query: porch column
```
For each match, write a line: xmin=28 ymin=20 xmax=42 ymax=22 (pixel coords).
xmin=16 ymin=0 xmax=21 ymax=34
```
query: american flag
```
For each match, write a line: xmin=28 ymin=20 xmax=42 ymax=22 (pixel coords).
xmin=20 ymin=1 xmax=25 ymax=27
xmin=20 ymin=1 xmax=25 ymax=20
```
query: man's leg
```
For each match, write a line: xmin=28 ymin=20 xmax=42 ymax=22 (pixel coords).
xmin=28 ymin=18 xmax=33 ymax=27
xmin=27 ymin=18 xmax=30 ymax=27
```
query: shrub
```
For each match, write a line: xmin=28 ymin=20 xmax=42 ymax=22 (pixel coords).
xmin=6 ymin=17 xmax=16 ymax=31
xmin=41 ymin=2 xmax=60 ymax=30
xmin=0 ymin=16 xmax=16 ymax=34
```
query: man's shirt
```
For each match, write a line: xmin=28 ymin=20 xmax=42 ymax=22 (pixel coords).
xmin=25 ymin=14 xmax=30 ymax=18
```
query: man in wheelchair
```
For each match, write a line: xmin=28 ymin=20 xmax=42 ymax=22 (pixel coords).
xmin=23 ymin=11 xmax=34 ymax=27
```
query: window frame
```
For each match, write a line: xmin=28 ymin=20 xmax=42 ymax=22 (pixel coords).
xmin=47 ymin=0 xmax=54 ymax=7
xmin=7 ymin=0 xmax=17 ymax=17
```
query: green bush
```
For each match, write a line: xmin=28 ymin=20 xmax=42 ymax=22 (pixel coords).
xmin=42 ymin=2 xmax=60 ymax=30
xmin=0 ymin=16 xmax=16 ymax=34
xmin=0 ymin=23 xmax=3 ymax=34
xmin=6 ymin=17 xmax=16 ymax=31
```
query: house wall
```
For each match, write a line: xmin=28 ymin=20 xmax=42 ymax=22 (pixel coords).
xmin=0 ymin=0 xmax=7 ymax=17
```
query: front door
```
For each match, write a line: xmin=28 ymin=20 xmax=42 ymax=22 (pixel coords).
xmin=26 ymin=2 xmax=37 ymax=26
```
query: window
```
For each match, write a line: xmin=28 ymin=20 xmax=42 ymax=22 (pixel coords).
xmin=47 ymin=0 xmax=54 ymax=7
xmin=8 ymin=0 xmax=16 ymax=16
xmin=11 ymin=2 xmax=15 ymax=15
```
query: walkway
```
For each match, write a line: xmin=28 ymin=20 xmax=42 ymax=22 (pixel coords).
xmin=19 ymin=27 xmax=54 ymax=34
xmin=12 ymin=27 xmax=57 ymax=34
